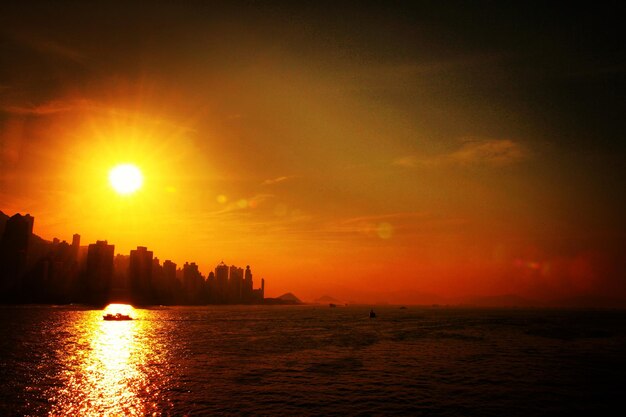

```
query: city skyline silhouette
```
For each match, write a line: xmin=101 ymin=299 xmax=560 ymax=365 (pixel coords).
xmin=0 ymin=210 xmax=267 ymax=306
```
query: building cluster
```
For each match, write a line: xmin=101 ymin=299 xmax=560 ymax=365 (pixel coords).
xmin=0 ymin=212 xmax=265 ymax=306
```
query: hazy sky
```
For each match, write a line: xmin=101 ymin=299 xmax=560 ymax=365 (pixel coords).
xmin=1 ymin=2 xmax=624 ymax=303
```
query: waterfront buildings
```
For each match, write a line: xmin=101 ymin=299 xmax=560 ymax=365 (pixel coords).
xmin=0 ymin=212 xmax=267 ymax=305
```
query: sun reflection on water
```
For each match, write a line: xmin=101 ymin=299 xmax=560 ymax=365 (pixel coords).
xmin=102 ymin=303 xmax=136 ymax=319
xmin=49 ymin=308 xmax=169 ymax=416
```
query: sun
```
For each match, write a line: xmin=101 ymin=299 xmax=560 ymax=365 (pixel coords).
xmin=109 ymin=164 xmax=143 ymax=195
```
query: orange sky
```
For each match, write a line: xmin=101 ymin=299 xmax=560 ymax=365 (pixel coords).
xmin=1 ymin=2 xmax=624 ymax=304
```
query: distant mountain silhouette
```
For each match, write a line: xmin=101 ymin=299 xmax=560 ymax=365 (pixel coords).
xmin=276 ymin=292 xmax=302 ymax=303
xmin=262 ymin=292 xmax=303 ymax=305
xmin=314 ymin=295 xmax=342 ymax=304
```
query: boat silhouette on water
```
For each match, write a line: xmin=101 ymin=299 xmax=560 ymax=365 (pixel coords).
xmin=103 ymin=313 xmax=133 ymax=321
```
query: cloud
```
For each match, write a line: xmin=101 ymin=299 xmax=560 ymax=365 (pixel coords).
xmin=342 ymin=212 xmax=429 ymax=224
xmin=262 ymin=175 xmax=292 ymax=185
xmin=392 ymin=156 xmax=420 ymax=168
xmin=216 ymin=193 xmax=275 ymax=214
xmin=330 ymin=211 xmax=469 ymax=242
xmin=394 ymin=139 xmax=527 ymax=169
xmin=0 ymin=98 xmax=197 ymax=134
xmin=9 ymin=31 xmax=85 ymax=64
xmin=449 ymin=139 xmax=527 ymax=166
xmin=0 ymin=99 xmax=93 ymax=116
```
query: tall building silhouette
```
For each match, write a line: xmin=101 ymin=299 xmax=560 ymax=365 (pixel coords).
xmin=252 ymin=277 xmax=265 ymax=303
xmin=0 ymin=213 xmax=34 ymax=297
xmin=163 ymin=260 xmax=177 ymax=280
xmin=112 ymin=254 xmax=130 ymax=296
xmin=215 ymin=261 xmax=229 ymax=303
xmin=71 ymin=233 xmax=80 ymax=261
xmin=207 ymin=271 xmax=216 ymax=303
xmin=243 ymin=265 xmax=253 ymax=302
xmin=129 ymin=246 xmax=153 ymax=304
xmin=84 ymin=240 xmax=114 ymax=305
xmin=34 ymin=233 xmax=82 ymax=304
xmin=159 ymin=260 xmax=178 ymax=304
xmin=182 ymin=262 xmax=204 ymax=304
xmin=228 ymin=265 xmax=243 ymax=303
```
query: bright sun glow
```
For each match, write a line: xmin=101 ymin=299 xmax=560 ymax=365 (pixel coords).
xmin=109 ymin=164 xmax=143 ymax=195
xmin=103 ymin=303 xmax=136 ymax=317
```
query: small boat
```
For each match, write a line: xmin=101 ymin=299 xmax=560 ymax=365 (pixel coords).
xmin=329 ymin=303 xmax=337 ymax=308
xmin=103 ymin=313 xmax=133 ymax=321
xmin=369 ymin=309 xmax=376 ymax=318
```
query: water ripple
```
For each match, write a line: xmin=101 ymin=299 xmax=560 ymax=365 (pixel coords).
xmin=1 ymin=306 xmax=625 ymax=416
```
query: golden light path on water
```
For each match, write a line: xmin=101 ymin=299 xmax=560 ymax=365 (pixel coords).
xmin=49 ymin=306 xmax=171 ymax=416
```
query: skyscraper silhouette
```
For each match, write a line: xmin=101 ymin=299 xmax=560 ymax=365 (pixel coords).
xmin=129 ymin=246 xmax=153 ymax=305
xmin=84 ymin=240 xmax=114 ymax=305
xmin=183 ymin=262 xmax=204 ymax=304
xmin=0 ymin=213 xmax=34 ymax=298
xmin=207 ymin=271 xmax=216 ymax=303
xmin=243 ymin=265 xmax=253 ymax=302
xmin=215 ymin=261 xmax=229 ymax=303
xmin=228 ymin=265 xmax=243 ymax=303
xmin=157 ymin=260 xmax=178 ymax=304
xmin=71 ymin=233 xmax=80 ymax=262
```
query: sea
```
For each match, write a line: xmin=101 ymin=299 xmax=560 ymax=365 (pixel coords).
xmin=0 ymin=305 xmax=625 ymax=416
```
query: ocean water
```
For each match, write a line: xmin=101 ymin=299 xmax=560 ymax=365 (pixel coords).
xmin=0 ymin=305 xmax=625 ymax=416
